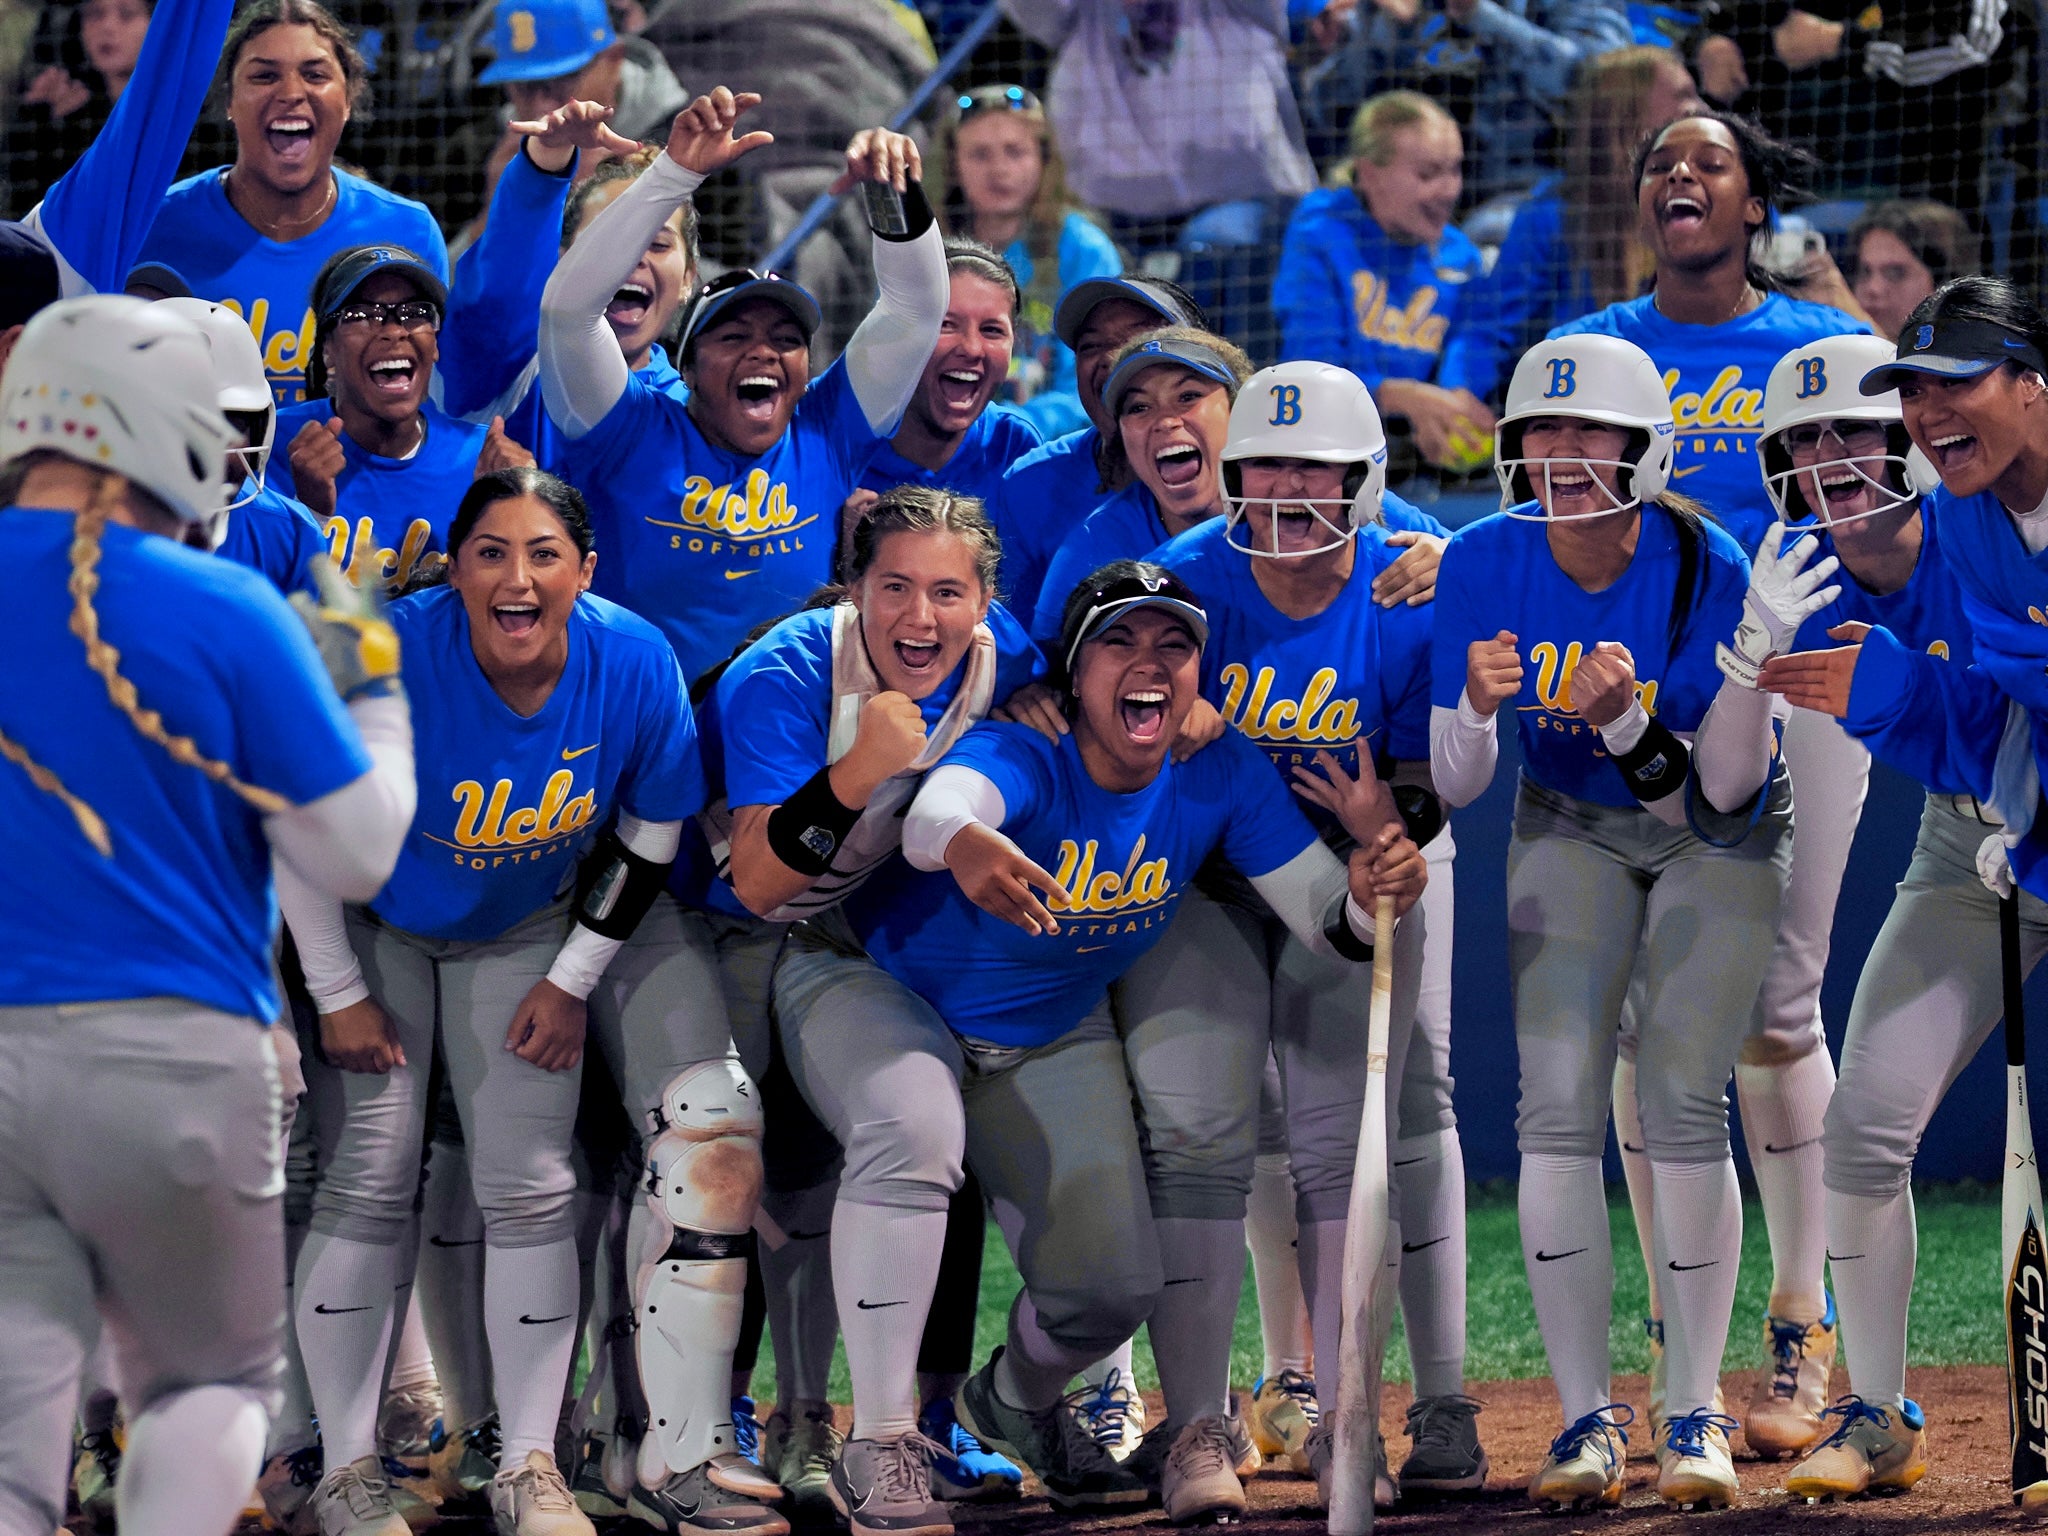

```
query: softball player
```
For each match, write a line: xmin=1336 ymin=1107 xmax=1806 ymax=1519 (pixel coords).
xmin=1762 ymin=279 xmax=2048 ymax=1493
xmin=704 ymin=487 xmax=1042 ymax=1535
xmin=1432 ymin=334 xmax=1825 ymax=1510
xmin=278 ymin=468 xmax=708 ymax=1536
xmin=537 ymin=87 xmax=947 ymax=688
xmin=1127 ymin=360 xmax=1473 ymax=1515
xmin=1550 ymin=111 xmax=1870 ymax=1435
xmin=0 ymin=294 xmax=414 ymax=1536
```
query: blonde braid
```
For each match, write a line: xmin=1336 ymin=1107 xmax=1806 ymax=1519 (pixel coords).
xmin=67 ymin=493 xmax=293 ymax=817
xmin=0 ymin=724 xmax=112 ymax=856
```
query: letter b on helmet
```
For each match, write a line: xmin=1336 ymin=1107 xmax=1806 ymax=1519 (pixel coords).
xmin=1544 ymin=357 xmax=1577 ymax=399
xmin=1268 ymin=382 xmax=1302 ymax=426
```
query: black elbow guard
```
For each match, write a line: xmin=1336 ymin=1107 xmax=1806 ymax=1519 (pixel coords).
xmin=1610 ymin=720 xmax=1691 ymax=806
xmin=863 ymin=176 xmax=935 ymax=241
xmin=573 ymin=830 xmax=672 ymax=940
xmin=1391 ymin=785 xmax=1444 ymax=847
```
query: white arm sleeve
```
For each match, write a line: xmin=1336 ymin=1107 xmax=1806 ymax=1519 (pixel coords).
xmin=538 ymin=153 xmax=705 ymax=439
xmin=274 ymin=859 xmax=367 ymax=1013
xmin=1248 ymin=843 xmax=1371 ymax=963
xmin=843 ymin=221 xmax=950 ymax=435
xmin=902 ymin=764 xmax=1009 ymax=871
xmin=1430 ymin=693 xmax=1499 ymax=808
xmin=543 ymin=814 xmax=683 ymax=1000
xmin=264 ymin=694 xmax=416 ymax=904
xmin=1690 ymin=679 xmax=1778 ymax=816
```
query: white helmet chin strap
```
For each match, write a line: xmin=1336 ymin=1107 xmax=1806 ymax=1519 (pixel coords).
xmin=1224 ymin=493 xmax=1360 ymax=559
xmin=223 ymin=443 xmax=268 ymax=513
xmin=1500 ymin=458 xmax=1642 ymax=522
xmin=1769 ymin=452 xmax=1918 ymax=530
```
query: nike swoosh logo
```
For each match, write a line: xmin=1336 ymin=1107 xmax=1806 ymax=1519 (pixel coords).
xmin=785 ymin=1229 xmax=830 ymax=1241
xmin=313 ymin=1303 xmax=371 ymax=1314
xmin=1668 ymin=1259 xmax=1718 ymax=1272
xmin=1621 ymin=1142 xmax=1645 ymax=1154
xmin=855 ymin=1298 xmax=906 ymax=1310
xmin=520 ymin=1313 xmax=572 ymax=1325
xmin=561 ymin=744 xmax=598 ymax=760
xmin=1393 ymin=1156 xmax=1425 ymax=1167
xmin=428 ymin=1235 xmax=482 ymax=1248
xmin=1672 ymin=465 xmax=1705 ymax=479
xmin=1402 ymin=1236 xmax=1448 ymax=1253
xmin=725 ymin=569 xmax=761 ymax=580
xmin=1163 ymin=1277 xmax=1203 ymax=1286
xmin=1077 ymin=944 xmax=1110 ymax=953
xmin=1534 ymin=1248 xmax=1586 ymax=1262
xmin=1762 ymin=1137 xmax=1820 ymax=1154
xmin=2008 ymin=337 xmax=2030 ymax=349
xmin=1826 ymin=1250 xmax=1864 ymax=1262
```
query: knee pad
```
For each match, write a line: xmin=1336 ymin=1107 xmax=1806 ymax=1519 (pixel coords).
xmin=644 ymin=1059 xmax=765 ymax=1251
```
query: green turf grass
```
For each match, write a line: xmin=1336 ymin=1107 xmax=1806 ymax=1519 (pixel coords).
xmin=743 ymin=1181 xmax=2003 ymax=1404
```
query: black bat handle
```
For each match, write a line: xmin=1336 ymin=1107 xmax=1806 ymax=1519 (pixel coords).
xmin=2006 ymin=891 xmax=2026 ymax=1068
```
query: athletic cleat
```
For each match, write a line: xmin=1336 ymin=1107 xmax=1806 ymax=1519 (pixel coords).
xmin=1160 ymin=1417 xmax=1247 ymax=1524
xmin=73 ymin=1428 xmax=121 ymax=1533
xmin=761 ymin=1407 xmax=841 ymax=1519
xmin=259 ymin=1443 xmax=326 ymax=1535
xmin=956 ymin=1349 xmax=1149 ymax=1508
xmin=428 ymin=1414 xmax=501 ymax=1511
xmin=731 ymin=1397 xmax=763 ymax=1465
xmin=1656 ymin=1409 xmax=1740 ymax=1510
xmin=825 ymin=1434 xmax=952 ymax=1536
xmin=1783 ymin=1396 xmax=1927 ymax=1502
xmin=489 ymin=1450 xmax=594 ymax=1536
xmin=380 ymin=1382 xmax=446 ymax=1474
xmin=312 ymin=1455 xmax=420 ymax=1536
xmin=1399 ymin=1394 xmax=1489 ymax=1495
xmin=1527 ymin=1405 xmax=1631 ymax=1510
xmin=1303 ymin=1420 xmax=1396 ymax=1511
xmin=565 ymin=1436 xmax=625 ymax=1519
xmin=628 ymin=1459 xmax=792 ymax=1534
xmin=1247 ymin=1371 xmax=1318 ymax=1473
xmin=1743 ymin=1294 xmax=1839 ymax=1458
xmin=918 ymin=1396 xmax=1022 ymax=1501
xmin=1223 ymin=1412 xmax=1261 ymax=1480
xmin=1067 ymin=1368 xmax=1146 ymax=1463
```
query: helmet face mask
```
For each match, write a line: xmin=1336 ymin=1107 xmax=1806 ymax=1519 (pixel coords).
xmin=1500 ymin=439 xmax=1649 ymax=522
xmin=1496 ymin=336 xmax=1676 ymax=522
xmin=1220 ymin=361 xmax=1388 ymax=560
xmin=1763 ymin=420 xmax=1918 ymax=529
xmin=1760 ymin=335 xmax=1935 ymax=531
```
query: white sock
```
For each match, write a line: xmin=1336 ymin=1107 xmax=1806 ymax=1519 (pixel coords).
xmin=1247 ymin=1153 xmax=1312 ymax=1378
xmin=1827 ymin=1184 xmax=1915 ymax=1407
xmin=761 ymin=1182 xmax=840 ymax=1410
xmin=833 ymin=1200 xmax=945 ymax=1442
xmin=117 ymin=1385 xmax=269 ymax=1536
xmin=295 ymin=1230 xmax=402 ymax=1469
xmin=389 ymin=1284 xmax=439 ymax=1393
xmin=483 ymin=1238 xmax=582 ymax=1466
xmin=1080 ymin=1337 xmax=1136 ymax=1391
xmin=996 ymin=1290 xmax=1100 ymax=1411
xmin=1394 ymin=1128 xmax=1467 ymax=1399
xmin=1611 ymin=1057 xmax=1662 ymax=1321
xmin=1736 ymin=1053 xmax=1834 ymax=1321
xmin=418 ymin=1140 xmax=494 ymax=1429
xmin=1517 ymin=1153 xmax=1613 ymax=1424
xmin=1148 ymin=1217 xmax=1248 ymax=1429
xmin=1297 ymin=1214 xmax=1398 ymax=1420
xmin=1651 ymin=1158 xmax=1742 ymax=1418
xmin=270 ymin=1214 xmax=317 ymax=1455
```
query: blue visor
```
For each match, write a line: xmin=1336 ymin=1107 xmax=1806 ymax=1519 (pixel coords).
xmin=479 ymin=0 xmax=615 ymax=84
xmin=1860 ymin=317 xmax=2048 ymax=394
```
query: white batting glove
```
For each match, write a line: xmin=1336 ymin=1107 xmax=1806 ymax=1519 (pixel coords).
xmin=1980 ymin=833 xmax=2017 ymax=899
xmin=1716 ymin=523 xmax=1842 ymax=688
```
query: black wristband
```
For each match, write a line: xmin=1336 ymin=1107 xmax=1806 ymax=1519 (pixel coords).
xmin=1610 ymin=719 xmax=1691 ymax=805
xmin=863 ymin=176 xmax=935 ymax=242
xmin=1391 ymin=785 xmax=1444 ymax=848
xmin=766 ymin=766 xmax=863 ymax=876
xmin=1323 ymin=890 xmax=1376 ymax=963
xmin=572 ymin=829 xmax=672 ymax=940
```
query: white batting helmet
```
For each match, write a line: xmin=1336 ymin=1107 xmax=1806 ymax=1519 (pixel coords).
xmin=157 ymin=297 xmax=275 ymax=526
xmin=1497 ymin=334 xmax=1676 ymax=520
xmin=0 ymin=295 xmax=235 ymax=527
xmin=1760 ymin=334 xmax=1935 ymax=528
xmin=1220 ymin=361 xmax=1388 ymax=559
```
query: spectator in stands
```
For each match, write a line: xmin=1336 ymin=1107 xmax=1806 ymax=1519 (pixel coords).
xmin=4 ymin=0 xmax=150 ymax=209
xmin=1302 ymin=0 xmax=1633 ymax=202
xmin=938 ymin=81 xmax=1120 ymax=439
xmin=1001 ymin=0 xmax=1316 ymax=257
xmin=1443 ymin=44 xmax=1700 ymax=404
xmin=1274 ymin=91 xmax=1494 ymax=471
xmin=1849 ymin=197 xmax=1978 ymax=343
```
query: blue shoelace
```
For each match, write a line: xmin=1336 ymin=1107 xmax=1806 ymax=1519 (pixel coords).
xmin=1811 ymin=1395 xmax=1893 ymax=1448
xmin=1662 ymin=1408 xmax=1739 ymax=1459
xmin=731 ymin=1396 xmax=761 ymax=1462
xmin=1547 ymin=1403 xmax=1633 ymax=1466
xmin=1073 ymin=1368 xmax=1133 ymax=1449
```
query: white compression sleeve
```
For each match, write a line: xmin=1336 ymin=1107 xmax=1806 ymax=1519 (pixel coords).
xmin=1247 ymin=843 xmax=1373 ymax=962
xmin=1691 ymin=677 xmax=1778 ymax=815
xmin=842 ymin=221 xmax=949 ymax=435
xmin=543 ymin=814 xmax=681 ymax=999
xmin=902 ymin=764 xmax=1008 ymax=870
xmin=265 ymin=693 xmax=416 ymax=904
xmin=538 ymin=153 xmax=705 ymax=439
xmin=275 ymin=860 xmax=366 ymax=1013
xmin=1429 ymin=695 xmax=1499 ymax=808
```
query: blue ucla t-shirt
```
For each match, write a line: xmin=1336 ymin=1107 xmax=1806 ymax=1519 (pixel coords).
xmin=859 ymin=404 xmax=1043 ymax=508
xmin=1792 ymin=504 xmax=1972 ymax=666
xmin=1156 ymin=520 xmax=1433 ymax=838
xmin=850 ymin=724 xmax=1317 ymax=1047
xmin=0 ymin=512 xmax=368 ymax=1020
xmin=1548 ymin=293 xmax=1867 ymax=552
xmin=217 ymin=479 xmax=326 ymax=598
xmin=372 ymin=586 xmax=703 ymax=942
xmin=557 ymin=357 xmax=883 ymax=686
xmin=988 ymin=425 xmax=1106 ymax=623
xmin=136 ymin=168 xmax=451 ymax=407
xmin=269 ymin=396 xmax=486 ymax=592
xmin=1431 ymin=505 xmax=1751 ymax=808
xmin=1031 ymin=481 xmax=1171 ymax=646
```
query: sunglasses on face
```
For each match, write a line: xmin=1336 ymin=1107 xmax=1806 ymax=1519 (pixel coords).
xmin=332 ymin=300 xmax=442 ymax=333
xmin=1783 ymin=421 xmax=1890 ymax=454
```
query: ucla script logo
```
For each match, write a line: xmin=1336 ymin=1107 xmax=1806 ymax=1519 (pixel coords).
xmin=220 ymin=297 xmax=318 ymax=405
xmin=1350 ymin=273 xmax=1448 ymax=355
xmin=326 ymin=515 xmax=441 ymax=592
xmin=1521 ymin=641 xmax=1660 ymax=746
xmin=646 ymin=468 xmax=818 ymax=566
xmin=1219 ymin=665 xmax=1362 ymax=765
xmin=429 ymin=769 xmax=598 ymax=869
xmin=1048 ymin=835 xmax=1175 ymax=938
